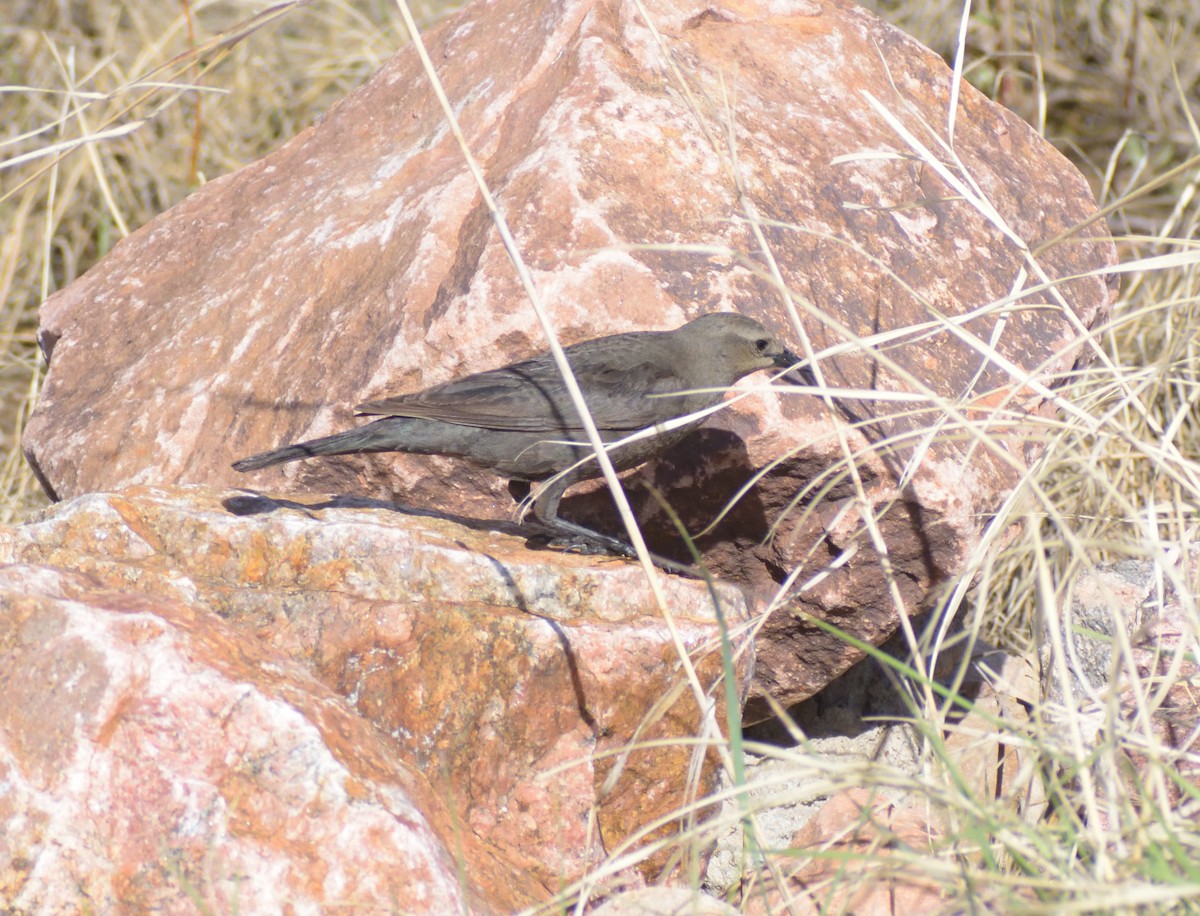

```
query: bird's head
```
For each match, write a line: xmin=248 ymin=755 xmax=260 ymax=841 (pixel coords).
xmin=678 ymin=312 xmax=802 ymax=385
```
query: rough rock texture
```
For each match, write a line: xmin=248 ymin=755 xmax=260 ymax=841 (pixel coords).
xmin=0 ymin=564 xmax=521 ymax=914
xmin=749 ymin=789 xmax=947 ymax=916
xmin=0 ymin=487 xmax=753 ymax=905
xmin=707 ymin=647 xmax=1042 ymax=913
xmin=593 ymin=887 xmax=740 ymax=915
xmin=1051 ymin=561 xmax=1200 ymax=803
xmin=24 ymin=0 xmax=1118 ymax=713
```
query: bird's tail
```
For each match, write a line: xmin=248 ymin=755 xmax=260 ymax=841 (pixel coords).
xmin=232 ymin=422 xmax=401 ymax=472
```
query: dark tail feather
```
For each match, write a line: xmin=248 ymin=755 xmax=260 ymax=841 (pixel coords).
xmin=232 ymin=422 xmax=402 ymax=472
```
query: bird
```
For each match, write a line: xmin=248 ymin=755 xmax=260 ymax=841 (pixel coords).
xmin=232 ymin=312 xmax=801 ymax=554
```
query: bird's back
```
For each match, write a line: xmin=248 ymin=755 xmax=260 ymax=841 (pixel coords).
xmin=356 ymin=329 xmax=714 ymax=436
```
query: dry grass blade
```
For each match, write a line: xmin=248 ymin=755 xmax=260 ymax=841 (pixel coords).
xmin=0 ymin=0 xmax=456 ymax=523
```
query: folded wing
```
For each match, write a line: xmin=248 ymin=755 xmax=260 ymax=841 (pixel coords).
xmin=356 ymin=337 xmax=699 ymax=434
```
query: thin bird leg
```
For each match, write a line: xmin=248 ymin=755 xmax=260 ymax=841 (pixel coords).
xmin=530 ymin=475 xmax=637 ymax=558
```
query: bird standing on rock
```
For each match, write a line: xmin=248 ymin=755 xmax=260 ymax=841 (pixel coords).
xmin=233 ymin=312 xmax=801 ymax=554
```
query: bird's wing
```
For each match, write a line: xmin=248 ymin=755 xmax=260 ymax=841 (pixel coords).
xmin=356 ymin=344 xmax=698 ymax=433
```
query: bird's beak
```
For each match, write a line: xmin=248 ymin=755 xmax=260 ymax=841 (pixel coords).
xmin=772 ymin=347 xmax=815 ymax=387
xmin=772 ymin=347 xmax=800 ymax=369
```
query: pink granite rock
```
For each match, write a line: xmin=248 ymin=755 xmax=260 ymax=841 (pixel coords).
xmin=0 ymin=485 xmax=752 ymax=897
xmin=0 ymin=563 xmax=533 ymax=913
xmin=24 ymin=0 xmax=1117 ymax=714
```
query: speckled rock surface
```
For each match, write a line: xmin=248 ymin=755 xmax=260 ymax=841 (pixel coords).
xmin=0 ymin=486 xmax=753 ymax=906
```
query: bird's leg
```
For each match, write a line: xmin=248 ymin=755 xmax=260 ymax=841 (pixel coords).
xmin=527 ymin=475 xmax=637 ymax=558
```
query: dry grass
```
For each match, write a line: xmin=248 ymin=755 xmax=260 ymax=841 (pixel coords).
xmin=0 ymin=0 xmax=460 ymax=523
xmin=552 ymin=0 xmax=1200 ymax=911
xmin=873 ymin=0 xmax=1200 ymax=650
xmin=693 ymin=1 xmax=1200 ymax=912
xmin=3 ymin=0 xmax=1200 ymax=912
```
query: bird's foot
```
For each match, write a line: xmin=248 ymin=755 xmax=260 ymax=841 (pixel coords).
xmin=522 ymin=520 xmax=699 ymax=576
xmin=525 ymin=529 xmax=637 ymax=558
xmin=522 ymin=517 xmax=637 ymax=558
xmin=527 ymin=531 xmax=700 ymax=576
xmin=523 ymin=518 xmax=700 ymax=576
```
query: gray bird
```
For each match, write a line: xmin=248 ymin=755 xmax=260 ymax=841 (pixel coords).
xmin=233 ymin=312 xmax=800 ymax=553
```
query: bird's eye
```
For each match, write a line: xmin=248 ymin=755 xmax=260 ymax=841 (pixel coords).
xmin=755 ymin=339 xmax=769 ymax=352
